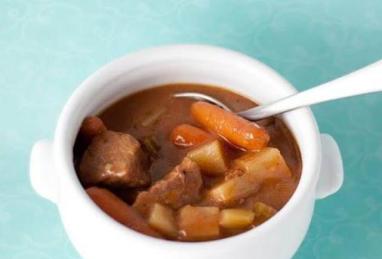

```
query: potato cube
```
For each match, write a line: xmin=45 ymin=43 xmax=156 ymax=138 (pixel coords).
xmin=203 ymin=148 xmax=292 ymax=207
xmin=187 ymin=140 xmax=228 ymax=176
xmin=148 ymin=203 xmax=177 ymax=238
xmin=233 ymin=148 xmax=292 ymax=181
xmin=206 ymin=175 xmax=260 ymax=206
xmin=219 ymin=209 xmax=255 ymax=229
xmin=253 ymin=202 xmax=277 ymax=225
xmin=178 ymin=205 xmax=220 ymax=241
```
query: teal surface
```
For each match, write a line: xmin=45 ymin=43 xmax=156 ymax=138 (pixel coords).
xmin=1 ymin=0 xmax=382 ymax=258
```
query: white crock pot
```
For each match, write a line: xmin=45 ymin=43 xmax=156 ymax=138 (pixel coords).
xmin=30 ymin=45 xmax=344 ymax=259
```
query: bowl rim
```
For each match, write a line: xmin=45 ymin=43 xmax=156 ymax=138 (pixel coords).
xmin=54 ymin=44 xmax=321 ymax=249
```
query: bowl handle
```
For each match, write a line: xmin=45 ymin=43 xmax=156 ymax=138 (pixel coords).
xmin=315 ymin=134 xmax=344 ymax=199
xmin=30 ymin=139 xmax=58 ymax=204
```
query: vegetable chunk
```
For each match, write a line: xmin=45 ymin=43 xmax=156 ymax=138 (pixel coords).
xmin=233 ymin=147 xmax=292 ymax=180
xmin=191 ymin=101 xmax=269 ymax=151
xmin=206 ymin=148 xmax=292 ymax=206
xmin=253 ymin=202 xmax=277 ymax=225
xmin=187 ymin=140 xmax=228 ymax=176
xmin=219 ymin=209 xmax=255 ymax=229
xmin=171 ymin=124 xmax=212 ymax=147
xmin=206 ymin=173 xmax=261 ymax=206
xmin=148 ymin=203 xmax=177 ymax=238
xmin=178 ymin=205 xmax=220 ymax=241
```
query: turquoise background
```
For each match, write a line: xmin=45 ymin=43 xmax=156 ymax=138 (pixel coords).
xmin=1 ymin=0 xmax=382 ymax=258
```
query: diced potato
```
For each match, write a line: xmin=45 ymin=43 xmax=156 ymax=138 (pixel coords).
xmin=148 ymin=203 xmax=177 ymax=238
xmin=201 ymin=148 xmax=293 ymax=207
xmin=233 ymin=148 xmax=292 ymax=181
xmin=253 ymin=202 xmax=277 ymax=225
xmin=206 ymin=175 xmax=261 ymax=206
xmin=187 ymin=140 xmax=228 ymax=176
xmin=253 ymin=202 xmax=277 ymax=217
xmin=178 ymin=205 xmax=220 ymax=241
xmin=219 ymin=209 xmax=255 ymax=229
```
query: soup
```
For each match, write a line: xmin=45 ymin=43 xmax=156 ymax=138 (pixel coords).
xmin=73 ymin=84 xmax=301 ymax=241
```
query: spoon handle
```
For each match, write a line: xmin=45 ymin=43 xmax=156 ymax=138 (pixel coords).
xmin=239 ymin=60 xmax=382 ymax=120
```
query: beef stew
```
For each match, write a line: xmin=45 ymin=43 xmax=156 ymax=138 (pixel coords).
xmin=73 ymin=84 xmax=301 ymax=241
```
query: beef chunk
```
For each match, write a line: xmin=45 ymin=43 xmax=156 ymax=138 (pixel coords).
xmin=86 ymin=187 xmax=160 ymax=237
xmin=79 ymin=131 xmax=150 ymax=188
xmin=133 ymin=158 xmax=202 ymax=217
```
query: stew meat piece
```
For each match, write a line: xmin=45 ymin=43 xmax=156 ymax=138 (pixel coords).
xmin=133 ymin=158 xmax=202 ymax=217
xmin=79 ymin=130 xmax=150 ymax=188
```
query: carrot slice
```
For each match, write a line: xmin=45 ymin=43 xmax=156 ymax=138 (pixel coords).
xmin=171 ymin=124 xmax=212 ymax=147
xmin=191 ymin=102 xmax=270 ymax=151
xmin=86 ymin=187 xmax=161 ymax=237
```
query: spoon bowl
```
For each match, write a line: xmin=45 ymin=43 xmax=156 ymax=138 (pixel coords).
xmin=173 ymin=92 xmax=232 ymax=111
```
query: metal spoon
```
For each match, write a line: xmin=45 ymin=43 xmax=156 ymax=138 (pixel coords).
xmin=174 ymin=60 xmax=382 ymax=120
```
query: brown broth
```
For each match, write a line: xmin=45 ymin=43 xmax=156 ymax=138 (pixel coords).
xmin=99 ymin=84 xmax=301 ymax=183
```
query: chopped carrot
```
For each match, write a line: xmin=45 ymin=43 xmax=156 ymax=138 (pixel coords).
xmin=191 ymin=102 xmax=270 ymax=151
xmin=86 ymin=187 xmax=161 ymax=238
xmin=171 ymin=124 xmax=212 ymax=147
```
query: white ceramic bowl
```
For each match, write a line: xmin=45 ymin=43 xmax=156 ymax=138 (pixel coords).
xmin=30 ymin=45 xmax=344 ymax=259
